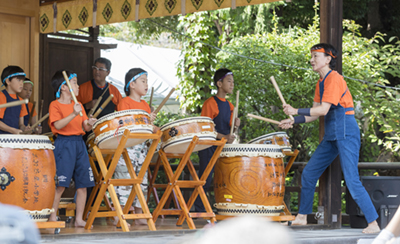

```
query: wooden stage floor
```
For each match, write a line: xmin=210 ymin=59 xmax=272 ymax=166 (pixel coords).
xmin=39 ymin=217 xmax=379 ymax=244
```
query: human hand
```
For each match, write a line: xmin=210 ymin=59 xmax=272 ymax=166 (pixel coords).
xmin=73 ymin=103 xmax=82 ymax=116
xmin=234 ymin=117 xmax=240 ymax=127
xmin=279 ymin=119 xmax=294 ymax=129
xmin=87 ymin=117 xmax=97 ymax=127
xmin=224 ymin=134 xmax=236 ymax=144
xmin=283 ymin=104 xmax=297 ymax=116
xmin=150 ymin=112 xmax=156 ymax=124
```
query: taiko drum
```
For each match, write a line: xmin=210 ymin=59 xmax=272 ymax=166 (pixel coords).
xmin=0 ymin=135 xmax=56 ymax=221
xmin=214 ymin=144 xmax=285 ymax=216
xmin=248 ymin=132 xmax=292 ymax=152
xmin=160 ymin=116 xmax=217 ymax=154
xmin=92 ymin=109 xmax=153 ymax=149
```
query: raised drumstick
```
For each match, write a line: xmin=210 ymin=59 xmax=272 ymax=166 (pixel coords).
xmin=0 ymin=99 xmax=28 ymax=109
xmin=92 ymin=94 xmax=114 ymax=118
xmin=22 ymin=113 xmax=49 ymax=134
xmin=270 ymin=76 xmax=294 ymax=121
xmin=28 ymin=101 xmax=36 ymax=125
xmin=62 ymin=71 xmax=82 ymax=117
xmin=149 ymin=87 xmax=154 ymax=108
xmin=89 ymin=86 xmax=109 ymax=116
xmin=247 ymin=113 xmax=280 ymax=125
xmin=230 ymin=90 xmax=240 ymax=135
xmin=154 ymin=88 xmax=175 ymax=114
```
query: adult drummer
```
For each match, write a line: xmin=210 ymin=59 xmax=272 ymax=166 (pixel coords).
xmin=77 ymin=57 xmax=122 ymax=118
xmin=279 ymin=43 xmax=379 ymax=234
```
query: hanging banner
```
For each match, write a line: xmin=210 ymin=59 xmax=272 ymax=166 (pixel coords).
xmin=40 ymin=0 xmax=282 ymax=34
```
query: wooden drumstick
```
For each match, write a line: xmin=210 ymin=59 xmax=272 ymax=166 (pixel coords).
xmin=38 ymin=99 xmax=44 ymax=126
xmin=62 ymin=71 xmax=82 ymax=117
xmin=247 ymin=113 xmax=280 ymax=125
xmin=92 ymin=94 xmax=114 ymax=118
xmin=22 ymin=113 xmax=49 ymax=134
xmin=0 ymin=99 xmax=28 ymax=109
xmin=154 ymin=88 xmax=175 ymax=114
xmin=28 ymin=101 xmax=36 ymax=125
xmin=270 ymin=76 xmax=294 ymax=121
xmin=230 ymin=90 xmax=240 ymax=135
xmin=88 ymin=85 xmax=109 ymax=116
xmin=149 ymin=87 xmax=154 ymax=108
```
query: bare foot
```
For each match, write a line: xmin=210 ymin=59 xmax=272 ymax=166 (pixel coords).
xmin=363 ymin=221 xmax=380 ymax=234
xmin=75 ymin=219 xmax=91 ymax=228
xmin=134 ymin=219 xmax=148 ymax=225
xmin=113 ymin=216 xmax=131 ymax=227
xmin=283 ymin=214 xmax=307 ymax=226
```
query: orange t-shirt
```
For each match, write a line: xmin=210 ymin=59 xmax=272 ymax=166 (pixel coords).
xmin=313 ymin=71 xmax=355 ymax=115
xmin=201 ymin=96 xmax=234 ymax=126
xmin=49 ymin=100 xmax=88 ymax=136
xmin=27 ymin=102 xmax=37 ymax=117
xmin=117 ymin=97 xmax=151 ymax=113
xmin=77 ymin=81 xmax=122 ymax=107
xmin=0 ymin=92 xmax=28 ymax=118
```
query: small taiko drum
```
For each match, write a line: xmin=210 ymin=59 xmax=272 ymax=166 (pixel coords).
xmin=248 ymin=132 xmax=292 ymax=152
xmin=86 ymin=132 xmax=96 ymax=157
xmin=160 ymin=116 xmax=217 ymax=154
xmin=92 ymin=110 xmax=153 ymax=149
xmin=214 ymin=144 xmax=285 ymax=216
xmin=0 ymin=135 xmax=56 ymax=222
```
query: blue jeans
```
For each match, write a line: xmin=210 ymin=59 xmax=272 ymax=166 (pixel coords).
xmin=298 ymin=117 xmax=378 ymax=223
xmin=194 ymin=146 xmax=216 ymax=212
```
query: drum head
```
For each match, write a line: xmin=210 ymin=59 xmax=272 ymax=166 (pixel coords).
xmin=93 ymin=109 xmax=150 ymax=130
xmin=95 ymin=127 xmax=153 ymax=149
xmin=248 ymin=132 xmax=288 ymax=144
xmin=160 ymin=116 xmax=213 ymax=131
xmin=162 ymin=133 xmax=217 ymax=154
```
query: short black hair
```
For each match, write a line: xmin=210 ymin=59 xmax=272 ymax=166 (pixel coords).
xmin=1 ymin=66 xmax=25 ymax=87
xmin=94 ymin=57 xmax=112 ymax=71
xmin=213 ymin=68 xmax=232 ymax=89
xmin=310 ymin=43 xmax=337 ymax=69
xmin=51 ymin=70 xmax=74 ymax=94
xmin=124 ymin=68 xmax=147 ymax=96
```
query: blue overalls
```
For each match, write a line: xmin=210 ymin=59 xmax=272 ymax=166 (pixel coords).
xmin=194 ymin=96 xmax=232 ymax=212
xmin=0 ymin=90 xmax=22 ymax=134
xmin=298 ymin=71 xmax=378 ymax=223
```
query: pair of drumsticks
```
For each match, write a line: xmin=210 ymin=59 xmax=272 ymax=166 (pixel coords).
xmin=247 ymin=76 xmax=293 ymax=125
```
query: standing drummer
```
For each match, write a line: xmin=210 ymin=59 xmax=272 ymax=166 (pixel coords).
xmin=279 ymin=43 xmax=379 ymax=233
xmin=194 ymin=68 xmax=240 ymax=213
xmin=77 ymin=57 xmax=122 ymax=118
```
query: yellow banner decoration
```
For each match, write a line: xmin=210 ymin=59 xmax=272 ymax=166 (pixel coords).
xmin=40 ymin=0 xmax=282 ymax=34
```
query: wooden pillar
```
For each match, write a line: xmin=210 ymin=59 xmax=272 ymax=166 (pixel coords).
xmin=318 ymin=0 xmax=343 ymax=229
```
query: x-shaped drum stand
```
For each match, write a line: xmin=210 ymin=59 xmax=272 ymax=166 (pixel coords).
xmin=151 ymin=136 xmax=227 ymax=229
xmin=84 ymin=130 xmax=162 ymax=231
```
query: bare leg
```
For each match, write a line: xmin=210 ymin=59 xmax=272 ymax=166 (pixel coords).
xmin=134 ymin=207 xmax=147 ymax=225
xmin=48 ymin=186 xmax=65 ymax=222
xmin=113 ymin=206 xmax=131 ymax=227
xmin=75 ymin=188 xmax=89 ymax=228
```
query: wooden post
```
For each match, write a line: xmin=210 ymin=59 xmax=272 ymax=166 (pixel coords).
xmin=318 ymin=0 xmax=343 ymax=229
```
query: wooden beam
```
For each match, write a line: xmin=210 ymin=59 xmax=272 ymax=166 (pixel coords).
xmin=318 ymin=0 xmax=343 ymax=229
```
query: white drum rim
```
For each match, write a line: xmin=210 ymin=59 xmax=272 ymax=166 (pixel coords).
xmin=93 ymin=109 xmax=150 ymax=130
xmin=220 ymin=144 xmax=284 ymax=158
xmin=94 ymin=125 xmax=153 ymax=146
xmin=0 ymin=135 xmax=54 ymax=150
xmin=214 ymin=202 xmax=284 ymax=216
xmin=248 ymin=131 xmax=289 ymax=144
xmin=86 ymin=132 xmax=95 ymax=143
xmin=161 ymin=131 xmax=218 ymax=152
xmin=160 ymin=116 xmax=214 ymax=131
xmin=24 ymin=208 xmax=55 ymax=222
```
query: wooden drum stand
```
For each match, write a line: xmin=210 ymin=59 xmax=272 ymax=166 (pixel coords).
xmin=84 ymin=129 xmax=162 ymax=232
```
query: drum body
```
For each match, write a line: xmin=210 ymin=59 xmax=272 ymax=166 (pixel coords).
xmin=92 ymin=110 xmax=153 ymax=149
xmin=214 ymin=144 xmax=285 ymax=216
xmin=160 ymin=116 xmax=217 ymax=154
xmin=248 ymin=131 xmax=292 ymax=152
xmin=0 ymin=135 xmax=56 ymax=222
xmin=86 ymin=132 xmax=95 ymax=157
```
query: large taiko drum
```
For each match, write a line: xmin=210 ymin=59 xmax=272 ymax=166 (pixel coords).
xmin=214 ymin=144 xmax=285 ymax=216
xmin=0 ymin=135 xmax=56 ymax=222
xmin=92 ymin=110 xmax=153 ymax=149
xmin=248 ymin=132 xmax=292 ymax=152
xmin=160 ymin=116 xmax=217 ymax=154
